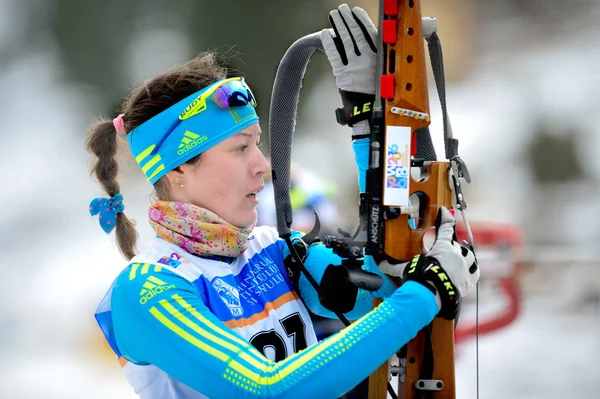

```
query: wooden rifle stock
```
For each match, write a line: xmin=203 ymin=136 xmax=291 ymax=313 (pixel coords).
xmin=367 ymin=1 xmax=455 ymax=398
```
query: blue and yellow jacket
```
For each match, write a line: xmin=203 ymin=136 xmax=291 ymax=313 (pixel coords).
xmin=94 ymin=139 xmax=439 ymax=398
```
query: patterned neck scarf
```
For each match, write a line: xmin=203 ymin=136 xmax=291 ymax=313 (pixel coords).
xmin=148 ymin=201 xmax=254 ymax=258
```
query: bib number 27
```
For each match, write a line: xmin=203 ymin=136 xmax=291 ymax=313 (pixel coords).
xmin=249 ymin=313 xmax=307 ymax=361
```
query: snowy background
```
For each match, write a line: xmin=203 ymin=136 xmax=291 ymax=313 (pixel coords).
xmin=0 ymin=0 xmax=598 ymax=397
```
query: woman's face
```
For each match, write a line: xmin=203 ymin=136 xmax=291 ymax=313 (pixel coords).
xmin=176 ymin=123 xmax=270 ymax=227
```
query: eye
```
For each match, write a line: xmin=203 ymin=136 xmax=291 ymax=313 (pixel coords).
xmin=237 ymin=145 xmax=248 ymax=153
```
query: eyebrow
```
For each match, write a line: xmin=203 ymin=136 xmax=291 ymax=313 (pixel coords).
xmin=235 ymin=131 xmax=262 ymax=139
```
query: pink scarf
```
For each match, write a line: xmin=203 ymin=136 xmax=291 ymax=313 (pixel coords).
xmin=148 ymin=201 xmax=253 ymax=257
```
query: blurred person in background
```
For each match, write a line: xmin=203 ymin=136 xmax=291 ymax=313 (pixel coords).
xmin=86 ymin=4 xmax=478 ymax=398
xmin=256 ymin=163 xmax=339 ymax=235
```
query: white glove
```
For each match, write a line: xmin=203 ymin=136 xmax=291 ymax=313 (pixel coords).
xmin=377 ymin=258 xmax=408 ymax=278
xmin=426 ymin=207 xmax=479 ymax=298
xmin=321 ymin=4 xmax=378 ymax=137
xmin=320 ymin=4 xmax=377 ymax=94
xmin=379 ymin=207 xmax=480 ymax=315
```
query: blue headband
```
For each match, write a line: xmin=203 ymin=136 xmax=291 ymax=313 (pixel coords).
xmin=127 ymin=77 xmax=259 ymax=184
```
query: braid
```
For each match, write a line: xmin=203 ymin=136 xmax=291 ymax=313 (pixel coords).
xmin=85 ymin=119 xmax=138 ymax=260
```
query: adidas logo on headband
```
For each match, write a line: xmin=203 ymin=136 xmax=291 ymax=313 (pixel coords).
xmin=177 ymin=130 xmax=208 ymax=156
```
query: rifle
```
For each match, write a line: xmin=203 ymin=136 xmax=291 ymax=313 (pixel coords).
xmin=269 ymin=2 xmax=475 ymax=398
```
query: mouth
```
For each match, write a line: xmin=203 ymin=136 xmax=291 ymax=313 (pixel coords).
xmin=246 ymin=185 xmax=264 ymax=200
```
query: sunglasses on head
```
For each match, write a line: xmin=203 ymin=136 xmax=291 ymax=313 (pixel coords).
xmin=211 ymin=79 xmax=257 ymax=109
xmin=150 ymin=77 xmax=257 ymax=155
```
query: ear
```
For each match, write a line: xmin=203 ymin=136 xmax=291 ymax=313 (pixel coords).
xmin=166 ymin=166 xmax=184 ymax=184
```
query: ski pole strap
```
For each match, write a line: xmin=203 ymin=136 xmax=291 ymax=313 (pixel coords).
xmin=335 ymin=90 xmax=375 ymax=129
xmin=284 ymin=237 xmax=309 ymax=295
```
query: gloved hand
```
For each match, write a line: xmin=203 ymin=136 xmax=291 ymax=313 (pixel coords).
xmin=321 ymin=4 xmax=378 ymax=139
xmin=379 ymin=207 xmax=480 ymax=320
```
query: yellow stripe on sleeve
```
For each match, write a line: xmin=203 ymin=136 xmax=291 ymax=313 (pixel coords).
xmin=173 ymin=295 xmax=268 ymax=366
xmin=159 ymin=293 xmax=390 ymax=389
xmin=149 ymin=307 xmax=230 ymax=362
xmin=150 ymin=305 xmax=268 ymax=388
xmin=140 ymin=263 xmax=151 ymax=275
xmin=160 ymin=294 xmax=385 ymax=388
xmin=160 ymin=300 xmax=267 ymax=372
xmin=148 ymin=275 xmax=167 ymax=285
xmin=129 ymin=263 xmax=140 ymax=280
xmin=275 ymin=303 xmax=390 ymax=377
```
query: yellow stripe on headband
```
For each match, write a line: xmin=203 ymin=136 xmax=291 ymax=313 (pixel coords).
xmin=147 ymin=165 xmax=165 ymax=181
xmin=141 ymin=155 xmax=162 ymax=173
xmin=135 ymin=145 xmax=156 ymax=164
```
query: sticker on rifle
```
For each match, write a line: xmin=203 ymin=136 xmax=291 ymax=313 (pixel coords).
xmin=384 ymin=126 xmax=411 ymax=206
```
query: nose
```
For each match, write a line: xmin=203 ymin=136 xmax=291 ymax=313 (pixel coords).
xmin=254 ymin=147 xmax=271 ymax=177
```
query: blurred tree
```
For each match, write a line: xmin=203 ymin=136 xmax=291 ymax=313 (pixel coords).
xmin=47 ymin=0 xmax=141 ymax=108
xmin=40 ymin=0 xmax=335 ymax=122
xmin=526 ymin=122 xmax=585 ymax=183
xmin=481 ymin=0 xmax=594 ymax=32
xmin=180 ymin=0 xmax=334 ymax=124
